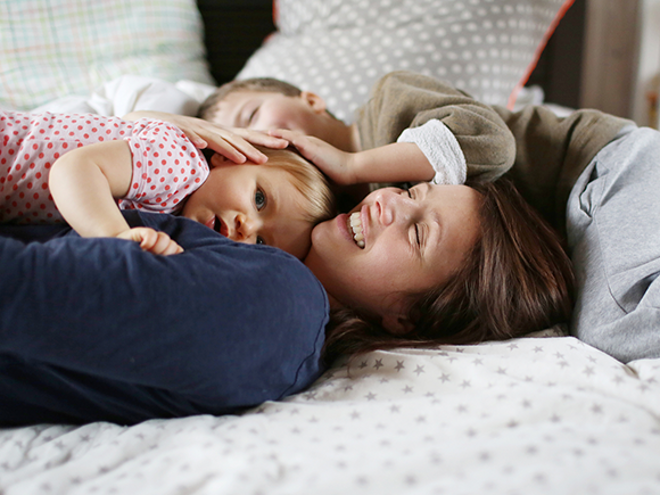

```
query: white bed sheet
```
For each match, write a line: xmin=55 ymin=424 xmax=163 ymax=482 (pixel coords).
xmin=21 ymin=75 xmax=216 ymax=118
xmin=2 ymin=336 xmax=659 ymax=495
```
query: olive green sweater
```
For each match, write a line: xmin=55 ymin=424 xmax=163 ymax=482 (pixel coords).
xmin=356 ymin=71 xmax=632 ymax=233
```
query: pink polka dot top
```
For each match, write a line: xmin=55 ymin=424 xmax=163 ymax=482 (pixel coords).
xmin=0 ymin=111 xmax=209 ymax=224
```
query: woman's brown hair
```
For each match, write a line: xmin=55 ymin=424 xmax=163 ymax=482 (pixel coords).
xmin=322 ymin=179 xmax=575 ymax=363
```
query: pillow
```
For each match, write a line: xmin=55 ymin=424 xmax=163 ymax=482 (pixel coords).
xmin=0 ymin=0 xmax=214 ymax=111
xmin=237 ymin=0 xmax=575 ymax=122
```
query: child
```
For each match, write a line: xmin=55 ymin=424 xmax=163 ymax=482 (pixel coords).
xmin=194 ymin=72 xmax=516 ymax=195
xmin=125 ymin=71 xmax=516 ymax=211
xmin=0 ymin=111 xmax=334 ymax=259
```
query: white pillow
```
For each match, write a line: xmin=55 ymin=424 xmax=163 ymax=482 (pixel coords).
xmin=238 ymin=0 xmax=573 ymax=122
xmin=0 ymin=0 xmax=214 ymax=111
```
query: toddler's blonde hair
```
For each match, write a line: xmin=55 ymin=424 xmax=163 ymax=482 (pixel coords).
xmin=257 ymin=145 xmax=336 ymax=227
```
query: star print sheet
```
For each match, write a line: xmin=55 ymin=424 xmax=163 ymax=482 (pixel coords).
xmin=2 ymin=336 xmax=659 ymax=495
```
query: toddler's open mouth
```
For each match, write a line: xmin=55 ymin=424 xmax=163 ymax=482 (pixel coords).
xmin=213 ymin=217 xmax=229 ymax=237
xmin=206 ymin=216 xmax=229 ymax=238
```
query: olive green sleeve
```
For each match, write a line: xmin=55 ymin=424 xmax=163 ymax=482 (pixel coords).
xmin=356 ymin=71 xmax=516 ymax=182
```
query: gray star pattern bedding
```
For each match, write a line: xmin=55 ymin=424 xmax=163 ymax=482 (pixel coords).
xmin=2 ymin=337 xmax=660 ymax=494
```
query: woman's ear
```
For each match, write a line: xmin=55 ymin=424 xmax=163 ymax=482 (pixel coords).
xmin=381 ymin=313 xmax=415 ymax=335
xmin=300 ymin=91 xmax=327 ymax=113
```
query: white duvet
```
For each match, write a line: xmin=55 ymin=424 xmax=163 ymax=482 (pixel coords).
xmin=2 ymin=336 xmax=659 ymax=495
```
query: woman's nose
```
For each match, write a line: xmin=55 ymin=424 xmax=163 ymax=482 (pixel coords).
xmin=373 ymin=188 xmax=414 ymax=226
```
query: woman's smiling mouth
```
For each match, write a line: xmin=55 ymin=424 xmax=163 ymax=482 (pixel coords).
xmin=348 ymin=212 xmax=365 ymax=248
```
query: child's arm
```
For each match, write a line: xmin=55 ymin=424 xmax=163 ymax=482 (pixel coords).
xmin=49 ymin=140 xmax=183 ymax=255
xmin=268 ymin=129 xmax=435 ymax=185
xmin=122 ymin=111 xmax=288 ymax=163
xmin=359 ymin=71 xmax=516 ymax=183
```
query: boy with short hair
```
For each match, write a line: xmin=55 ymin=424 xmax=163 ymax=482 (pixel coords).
xmin=196 ymin=71 xmax=517 ymax=195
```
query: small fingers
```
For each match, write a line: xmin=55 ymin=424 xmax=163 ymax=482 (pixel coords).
xmin=187 ymin=131 xmax=208 ymax=150
xmin=267 ymin=129 xmax=312 ymax=151
xmin=204 ymin=134 xmax=267 ymax=164
xmin=144 ymin=231 xmax=184 ymax=256
xmin=267 ymin=129 xmax=319 ymax=161
xmin=233 ymin=129 xmax=289 ymax=149
xmin=210 ymin=144 xmax=248 ymax=164
xmin=267 ymin=129 xmax=298 ymax=140
xmin=119 ymin=227 xmax=183 ymax=255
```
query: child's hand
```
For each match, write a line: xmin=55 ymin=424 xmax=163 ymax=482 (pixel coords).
xmin=116 ymin=227 xmax=184 ymax=256
xmin=268 ymin=129 xmax=358 ymax=185
xmin=123 ymin=111 xmax=288 ymax=164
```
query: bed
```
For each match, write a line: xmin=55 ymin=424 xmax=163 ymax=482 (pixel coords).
xmin=2 ymin=1 xmax=660 ymax=494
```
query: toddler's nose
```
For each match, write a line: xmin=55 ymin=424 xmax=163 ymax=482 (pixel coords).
xmin=234 ymin=213 xmax=259 ymax=243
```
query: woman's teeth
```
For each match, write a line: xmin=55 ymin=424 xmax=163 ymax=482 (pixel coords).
xmin=349 ymin=212 xmax=365 ymax=248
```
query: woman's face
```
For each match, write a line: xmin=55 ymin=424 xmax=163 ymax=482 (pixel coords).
xmin=304 ymin=183 xmax=482 ymax=332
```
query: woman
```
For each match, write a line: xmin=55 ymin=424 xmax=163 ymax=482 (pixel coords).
xmin=309 ymin=179 xmax=573 ymax=363
xmin=0 ymin=174 xmax=572 ymax=425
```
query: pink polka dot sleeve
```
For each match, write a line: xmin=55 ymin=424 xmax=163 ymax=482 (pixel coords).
xmin=0 ymin=111 xmax=126 ymax=224
xmin=1 ymin=112 xmax=208 ymax=224
xmin=118 ymin=119 xmax=209 ymax=215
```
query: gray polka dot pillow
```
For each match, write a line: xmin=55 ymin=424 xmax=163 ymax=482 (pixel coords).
xmin=237 ymin=0 xmax=573 ymax=122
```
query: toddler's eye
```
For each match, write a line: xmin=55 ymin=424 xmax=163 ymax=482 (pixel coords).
xmin=255 ymin=189 xmax=266 ymax=210
xmin=256 ymin=236 xmax=265 ymax=245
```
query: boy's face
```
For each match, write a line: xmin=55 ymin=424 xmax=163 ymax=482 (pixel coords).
xmin=209 ymin=90 xmax=325 ymax=136
xmin=182 ymin=161 xmax=313 ymax=259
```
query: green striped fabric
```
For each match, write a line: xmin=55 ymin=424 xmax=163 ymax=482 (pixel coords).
xmin=0 ymin=0 xmax=214 ymax=110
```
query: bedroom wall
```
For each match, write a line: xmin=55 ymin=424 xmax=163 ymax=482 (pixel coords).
xmin=579 ymin=0 xmax=660 ymax=127
xmin=580 ymin=0 xmax=640 ymax=119
xmin=526 ymin=0 xmax=586 ymax=109
xmin=631 ymin=0 xmax=660 ymax=127
xmin=196 ymin=0 xmax=274 ymax=86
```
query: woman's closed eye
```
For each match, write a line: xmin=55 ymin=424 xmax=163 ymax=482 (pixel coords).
xmin=407 ymin=189 xmax=421 ymax=247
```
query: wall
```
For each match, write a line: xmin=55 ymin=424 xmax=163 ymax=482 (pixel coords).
xmin=632 ymin=0 xmax=660 ymax=127
xmin=580 ymin=0 xmax=660 ymax=126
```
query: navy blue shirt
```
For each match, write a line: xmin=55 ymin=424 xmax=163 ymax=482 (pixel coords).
xmin=0 ymin=212 xmax=328 ymax=425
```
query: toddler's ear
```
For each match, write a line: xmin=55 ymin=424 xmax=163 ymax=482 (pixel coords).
xmin=210 ymin=152 xmax=232 ymax=168
xmin=301 ymin=91 xmax=327 ymax=113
